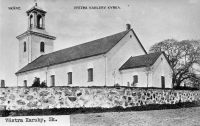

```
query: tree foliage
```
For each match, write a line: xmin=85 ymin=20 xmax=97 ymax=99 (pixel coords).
xmin=32 ymin=77 xmax=47 ymax=88
xmin=32 ymin=77 xmax=40 ymax=87
xmin=149 ymin=39 xmax=200 ymax=88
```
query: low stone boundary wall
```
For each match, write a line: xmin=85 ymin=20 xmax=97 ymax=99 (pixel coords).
xmin=0 ymin=87 xmax=200 ymax=110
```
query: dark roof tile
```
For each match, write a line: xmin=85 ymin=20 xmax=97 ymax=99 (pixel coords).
xmin=16 ymin=30 xmax=130 ymax=74
xmin=119 ymin=52 xmax=163 ymax=70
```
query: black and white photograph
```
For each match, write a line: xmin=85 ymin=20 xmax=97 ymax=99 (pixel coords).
xmin=0 ymin=0 xmax=200 ymax=126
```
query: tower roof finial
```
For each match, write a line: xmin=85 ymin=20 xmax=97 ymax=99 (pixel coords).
xmin=34 ymin=0 xmax=37 ymax=6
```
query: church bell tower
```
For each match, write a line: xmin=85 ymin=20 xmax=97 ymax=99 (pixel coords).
xmin=16 ymin=3 xmax=56 ymax=69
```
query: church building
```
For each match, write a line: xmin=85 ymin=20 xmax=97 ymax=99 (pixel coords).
xmin=16 ymin=3 xmax=173 ymax=88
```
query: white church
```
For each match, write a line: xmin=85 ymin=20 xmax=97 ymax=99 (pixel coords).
xmin=16 ymin=3 xmax=173 ymax=88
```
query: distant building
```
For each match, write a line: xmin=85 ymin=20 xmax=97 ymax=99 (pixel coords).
xmin=16 ymin=3 xmax=173 ymax=88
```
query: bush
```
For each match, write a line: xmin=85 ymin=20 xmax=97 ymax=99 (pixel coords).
xmin=32 ymin=77 xmax=40 ymax=87
xmin=40 ymin=81 xmax=47 ymax=88
xmin=174 ymin=86 xmax=199 ymax=90
xmin=114 ymin=83 xmax=120 ymax=87
xmin=32 ymin=77 xmax=47 ymax=88
xmin=131 ymin=82 xmax=137 ymax=87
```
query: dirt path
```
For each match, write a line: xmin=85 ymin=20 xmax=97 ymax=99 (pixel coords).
xmin=71 ymin=107 xmax=200 ymax=126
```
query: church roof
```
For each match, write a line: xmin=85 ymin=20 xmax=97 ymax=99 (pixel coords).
xmin=26 ymin=3 xmax=46 ymax=14
xmin=16 ymin=28 xmax=56 ymax=40
xmin=16 ymin=29 xmax=146 ymax=74
xmin=119 ymin=52 xmax=163 ymax=70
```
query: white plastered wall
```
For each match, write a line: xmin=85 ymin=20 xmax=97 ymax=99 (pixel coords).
xmin=18 ymin=35 xmax=29 ymax=69
xmin=31 ymin=35 xmax=54 ymax=61
xmin=17 ymin=55 xmax=106 ymax=87
xmin=18 ymin=35 xmax=54 ymax=69
xmin=105 ymin=30 xmax=146 ymax=86
xmin=121 ymin=68 xmax=153 ymax=87
xmin=120 ymin=54 xmax=173 ymax=88
xmin=152 ymin=54 xmax=173 ymax=88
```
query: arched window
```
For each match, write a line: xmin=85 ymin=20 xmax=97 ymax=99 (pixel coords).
xmin=88 ymin=68 xmax=93 ymax=82
xmin=51 ymin=75 xmax=55 ymax=87
xmin=24 ymin=42 xmax=26 ymax=52
xmin=37 ymin=15 xmax=42 ymax=28
xmin=68 ymin=72 xmax=72 ymax=84
xmin=24 ymin=80 xmax=27 ymax=87
xmin=40 ymin=42 xmax=45 ymax=52
xmin=29 ymin=15 xmax=33 ymax=28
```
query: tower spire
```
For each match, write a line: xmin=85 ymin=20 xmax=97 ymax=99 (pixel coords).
xmin=26 ymin=0 xmax=47 ymax=29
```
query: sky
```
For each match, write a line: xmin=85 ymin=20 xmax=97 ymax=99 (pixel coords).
xmin=0 ymin=0 xmax=200 ymax=86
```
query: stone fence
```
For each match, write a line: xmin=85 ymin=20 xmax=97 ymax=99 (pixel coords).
xmin=0 ymin=87 xmax=200 ymax=110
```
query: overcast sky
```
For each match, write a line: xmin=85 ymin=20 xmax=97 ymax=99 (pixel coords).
xmin=0 ymin=0 xmax=200 ymax=86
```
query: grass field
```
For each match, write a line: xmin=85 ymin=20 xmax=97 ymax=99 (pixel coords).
xmin=71 ymin=107 xmax=200 ymax=126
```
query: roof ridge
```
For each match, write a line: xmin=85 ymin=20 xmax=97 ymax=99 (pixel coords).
xmin=119 ymin=52 xmax=163 ymax=70
xmin=16 ymin=29 xmax=130 ymax=74
xmin=131 ymin=52 xmax=162 ymax=58
xmin=39 ymin=30 xmax=130 ymax=57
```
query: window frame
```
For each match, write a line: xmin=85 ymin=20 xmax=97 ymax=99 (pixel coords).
xmin=50 ymin=75 xmax=55 ymax=87
xmin=29 ymin=15 xmax=33 ymax=28
xmin=133 ymin=75 xmax=138 ymax=83
xmin=88 ymin=68 xmax=93 ymax=82
xmin=24 ymin=42 xmax=26 ymax=52
xmin=68 ymin=72 xmax=72 ymax=84
xmin=24 ymin=80 xmax=27 ymax=87
xmin=37 ymin=15 xmax=42 ymax=29
xmin=161 ymin=76 xmax=165 ymax=88
xmin=40 ymin=42 xmax=45 ymax=52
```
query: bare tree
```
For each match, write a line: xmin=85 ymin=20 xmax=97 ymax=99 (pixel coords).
xmin=149 ymin=39 xmax=200 ymax=88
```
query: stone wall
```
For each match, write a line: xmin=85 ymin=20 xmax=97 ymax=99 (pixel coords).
xmin=0 ymin=87 xmax=200 ymax=110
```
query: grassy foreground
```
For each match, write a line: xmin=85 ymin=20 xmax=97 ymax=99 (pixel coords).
xmin=70 ymin=106 xmax=200 ymax=126
xmin=1 ymin=101 xmax=199 ymax=117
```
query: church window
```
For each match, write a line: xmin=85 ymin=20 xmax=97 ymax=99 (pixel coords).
xmin=29 ymin=15 xmax=33 ymax=28
xmin=24 ymin=80 xmax=27 ymax=87
xmin=24 ymin=42 xmax=26 ymax=52
xmin=51 ymin=75 xmax=55 ymax=86
xmin=37 ymin=15 xmax=42 ymax=28
xmin=133 ymin=75 xmax=138 ymax=83
xmin=40 ymin=42 xmax=45 ymax=52
xmin=68 ymin=72 xmax=72 ymax=84
xmin=88 ymin=68 xmax=93 ymax=82
xmin=161 ymin=76 xmax=165 ymax=88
